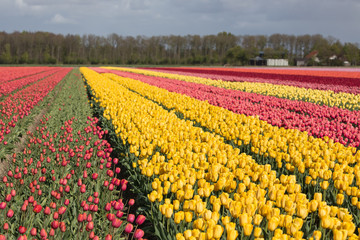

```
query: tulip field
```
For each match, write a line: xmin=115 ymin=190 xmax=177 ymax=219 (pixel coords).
xmin=0 ymin=67 xmax=145 ymax=240
xmin=1 ymin=66 xmax=360 ymax=240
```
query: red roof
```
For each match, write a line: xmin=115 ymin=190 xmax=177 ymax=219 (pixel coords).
xmin=305 ymin=50 xmax=319 ymax=59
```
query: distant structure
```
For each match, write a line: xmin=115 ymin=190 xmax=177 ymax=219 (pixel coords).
xmin=296 ymin=50 xmax=319 ymax=66
xmin=249 ymin=56 xmax=267 ymax=66
xmin=250 ymin=52 xmax=288 ymax=66
xmin=267 ymin=59 xmax=289 ymax=66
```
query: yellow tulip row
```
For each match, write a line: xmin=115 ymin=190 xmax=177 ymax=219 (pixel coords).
xmin=103 ymin=67 xmax=360 ymax=111
xmin=81 ymin=68 xmax=358 ymax=240
xmin=104 ymin=72 xmax=360 ymax=207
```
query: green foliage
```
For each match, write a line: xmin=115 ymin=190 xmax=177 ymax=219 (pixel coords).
xmin=0 ymin=31 xmax=359 ymax=65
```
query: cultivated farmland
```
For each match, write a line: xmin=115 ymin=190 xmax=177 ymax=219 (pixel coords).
xmin=1 ymin=66 xmax=360 ymax=240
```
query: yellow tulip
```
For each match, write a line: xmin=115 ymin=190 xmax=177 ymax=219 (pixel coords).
xmin=193 ymin=218 xmax=205 ymax=230
xmin=213 ymin=225 xmax=224 ymax=239
xmin=191 ymin=229 xmax=200 ymax=238
xmin=312 ymin=230 xmax=321 ymax=240
xmin=221 ymin=216 xmax=231 ymax=225
xmin=226 ymin=229 xmax=238 ymax=240
xmin=176 ymin=233 xmax=185 ymax=240
xmin=173 ymin=200 xmax=180 ymax=210
xmin=148 ymin=191 xmax=157 ymax=202
xmin=183 ymin=230 xmax=192 ymax=239
xmin=333 ymin=229 xmax=344 ymax=240
xmin=336 ymin=193 xmax=344 ymax=205
xmin=243 ymin=223 xmax=253 ymax=236
xmin=297 ymin=204 xmax=308 ymax=219
xmin=253 ymin=214 xmax=263 ymax=225
xmin=184 ymin=211 xmax=193 ymax=223
xmin=174 ymin=211 xmax=184 ymax=224
xmin=254 ymin=227 xmax=262 ymax=238
xmin=321 ymin=216 xmax=333 ymax=229
xmin=239 ymin=212 xmax=250 ymax=226
xmin=268 ymin=216 xmax=280 ymax=231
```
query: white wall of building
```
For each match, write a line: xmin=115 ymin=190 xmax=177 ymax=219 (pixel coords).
xmin=267 ymin=59 xmax=289 ymax=66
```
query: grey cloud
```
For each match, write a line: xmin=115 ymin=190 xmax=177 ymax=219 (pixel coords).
xmin=0 ymin=0 xmax=359 ymax=43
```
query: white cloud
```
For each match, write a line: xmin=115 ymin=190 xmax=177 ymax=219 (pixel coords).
xmin=51 ymin=14 xmax=75 ymax=24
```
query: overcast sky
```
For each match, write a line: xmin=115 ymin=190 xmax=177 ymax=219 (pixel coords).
xmin=1 ymin=0 xmax=359 ymax=43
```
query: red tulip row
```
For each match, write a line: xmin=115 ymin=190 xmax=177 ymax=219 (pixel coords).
xmin=0 ymin=68 xmax=71 ymax=145
xmin=0 ymin=67 xmax=58 ymax=84
xmin=1 ymin=117 xmax=145 ymax=240
xmin=98 ymin=68 xmax=360 ymax=147
xmin=0 ymin=68 xmax=147 ymax=240
xmin=172 ymin=67 xmax=360 ymax=78
xmin=143 ymin=67 xmax=360 ymax=94
xmin=0 ymin=68 xmax=66 ymax=98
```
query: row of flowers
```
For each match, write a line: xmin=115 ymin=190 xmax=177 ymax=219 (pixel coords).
xmin=0 ymin=67 xmax=57 ymax=84
xmin=102 ymin=71 xmax=360 ymax=210
xmin=81 ymin=67 xmax=358 ymax=240
xmin=0 ymin=68 xmax=71 ymax=146
xmin=188 ymin=67 xmax=360 ymax=79
xmin=0 ymin=69 xmax=146 ymax=240
xmin=96 ymin=68 xmax=360 ymax=148
xmin=148 ymin=67 xmax=360 ymax=89
xmin=0 ymin=68 xmax=64 ymax=98
xmin=142 ymin=68 xmax=360 ymax=94
xmin=103 ymin=67 xmax=360 ymax=111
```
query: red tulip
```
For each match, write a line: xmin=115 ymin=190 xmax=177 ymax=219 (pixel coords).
xmin=136 ymin=215 xmax=146 ymax=225
xmin=6 ymin=209 xmax=14 ymax=218
xmin=40 ymin=228 xmax=47 ymax=238
xmin=105 ymin=203 xmax=111 ymax=211
xmin=51 ymin=220 xmax=59 ymax=229
xmin=127 ymin=214 xmax=135 ymax=223
xmin=10 ymin=189 xmax=16 ymax=197
xmin=18 ymin=226 xmax=26 ymax=234
xmin=0 ymin=202 xmax=6 ymax=209
xmin=58 ymin=206 xmax=66 ymax=215
xmin=124 ymin=223 xmax=133 ymax=233
xmin=78 ymin=214 xmax=84 ymax=222
xmin=44 ymin=206 xmax=51 ymax=215
xmin=33 ymin=204 xmax=42 ymax=213
xmin=134 ymin=229 xmax=144 ymax=239
xmin=116 ymin=211 xmax=124 ymax=218
xmin=112 ymin=218 xmax=123 ymax=228
xmin=3 ymin=223 xmax=9 ymax=230
xmin=5 ymin=194 xmax=11 ymax=202
xmin=92 ymin=173 xmax=98 ymax=180
xmin=86 ymin=221 xmax=94 ymax=231
xmin=107 ymin=213 xmax=115 ymax=222
xmin=30 ymin=228 xmax=37 ymax=236
xmin=60 ymin=222 xmax=66 ymax=232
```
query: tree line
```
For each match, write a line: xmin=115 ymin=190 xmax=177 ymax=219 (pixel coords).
xmin=0 ymin=31 xmax=359 ymax=66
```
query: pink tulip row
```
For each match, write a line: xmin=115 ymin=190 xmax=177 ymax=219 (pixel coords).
xmin=0 ymin=68 xmax=65 ymax=98
xmin=142 ymin=68 xmax=360 ymax=94
xmin=99 ymin=68 xmax=360 ymax=147
xmin=0 ymin=67 xmax=57 ymax=84
xmin=0 ymin=68 xmax=71 ymax=144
